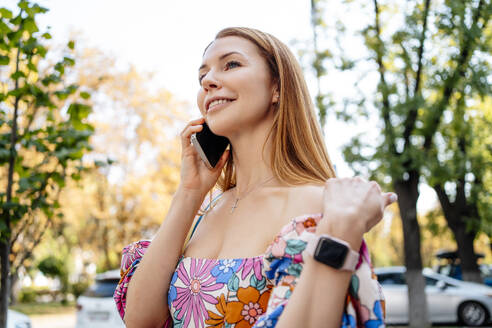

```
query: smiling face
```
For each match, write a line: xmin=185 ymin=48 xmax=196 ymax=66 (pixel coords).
xmin=197 ymin=36 xmax=278 ymax=137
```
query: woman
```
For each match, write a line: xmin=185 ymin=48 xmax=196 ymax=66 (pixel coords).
xmin=114 ymin=27 xmax=394 ymax=328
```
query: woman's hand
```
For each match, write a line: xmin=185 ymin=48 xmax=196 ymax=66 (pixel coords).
xmin=318 ymin=177 xmax=397 ymax=250
xmin=177 ymin=117 xmax=230 ymax=199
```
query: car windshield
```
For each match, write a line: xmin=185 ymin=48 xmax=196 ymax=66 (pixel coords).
xmin=83 ymin=278 xmax=120 ymax=297
xmin=377 ymin=272 xmax=406 ymax=285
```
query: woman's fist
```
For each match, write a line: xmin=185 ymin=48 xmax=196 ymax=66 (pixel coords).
xmin=318 ymin=177 xmax=397 ymax=250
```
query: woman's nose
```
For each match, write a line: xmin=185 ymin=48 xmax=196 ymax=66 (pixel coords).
xmin=201 ymin=71 xmax=221 ymax=91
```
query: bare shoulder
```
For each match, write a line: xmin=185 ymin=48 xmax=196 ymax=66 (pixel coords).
xmin=264 ymin=183 xmax=325 ymax=230
xmin=287 ymin=183 xmax=325 ymax=214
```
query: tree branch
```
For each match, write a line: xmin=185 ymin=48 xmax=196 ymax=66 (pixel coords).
xmin=373 ymin=0 xmax=397 ymax=155
xmin=403 ymin=0 xmax=431 ymax=148
xmin=433 ymin=183 xmax=453 ymax=217
xmin=423 ymin=0 xmax=488 ymax=150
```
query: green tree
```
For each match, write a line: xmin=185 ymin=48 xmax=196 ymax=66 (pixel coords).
xmin=50 ymin=46 xmax=186 ymax=274
xmin=426 ymin=93 xmax=492 ymax=283
xmin=0 ymin=1 xmax=95 ymax=325
xmin=37 ymin=255 xmax=69 ymax=300
xmin=310 ymin=0 xmax=490 ymax=326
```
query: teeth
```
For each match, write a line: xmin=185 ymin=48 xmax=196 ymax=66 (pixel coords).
xmin=208 ymin=99 xmax=232 ymax=110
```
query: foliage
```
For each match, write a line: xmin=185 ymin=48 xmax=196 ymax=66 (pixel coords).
xmin=0 ymin=0 xmax=96 ymax=318
xmin=37 ymin=255 xmax=66 ymax=279
xmin=310 ymin=0 xmax=490 ymax=325
xmin=18 ymin=287 xmax=36 ymax=303
xmin=70 ymin=280 xmax=89 ymax=299
xmin=43 ymin=46 xmax=188 ymax=273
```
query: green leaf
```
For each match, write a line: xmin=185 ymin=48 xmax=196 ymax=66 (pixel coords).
xmin=11 ymin=71 xmax=26 ymax=80
xmin=54 ymin=62 xmax=64 ymax=74
xmin=23 ymin=18 xmax=39 ymax=34
xmin=250 ymin=274 xmax=266 ymax=290
xmin=0 ymin=20 xmax=12 ymax=34
xmin=286 ymin=263 xmax=302 ymax=276
xmin=41 ymin=32 xmax=51 ymax=39
xmin=18 ymin=1 xmax=29 ymax=10
xmin=0 ymin=8 xmax=13 ymax=19
xmin=80 ymin=91 xmax=90 ymax=99
xmin=67 ymin=40 xmax=75 ymax=50
xmin=27 ymin=61 xmax=37 ymax=72
xmin=63 ymin=56 xmax=75 ymax=66
xmin=284 ymin=239 xmax=307 ymax=255
xmin=0 ymin=55 xmax=9 ymax=65
xmin=227 ymin=273 xmax=239 ymax=292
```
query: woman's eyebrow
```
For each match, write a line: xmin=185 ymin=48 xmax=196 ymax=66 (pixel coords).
xmin=199 ymin=51 xmax=243 ymax=71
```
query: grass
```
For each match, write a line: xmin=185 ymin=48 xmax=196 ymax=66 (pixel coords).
xmin=10 ymin=301 xmax=76 ymax=316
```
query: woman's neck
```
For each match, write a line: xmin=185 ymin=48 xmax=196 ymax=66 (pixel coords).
xmin=228 ymin=121 xmax=278 ymax=194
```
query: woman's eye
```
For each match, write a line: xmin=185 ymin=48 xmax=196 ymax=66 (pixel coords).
xmin=198 ymin=61 xmax=240 ymax=85
xmin=225 ymin=61 xmax=240 ymax=70
xmin=198 ymin=73 xmax=206 ymax=84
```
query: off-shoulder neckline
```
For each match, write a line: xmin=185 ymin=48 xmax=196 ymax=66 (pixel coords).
xmin=180 ymin=212 xmax=323 ymax=261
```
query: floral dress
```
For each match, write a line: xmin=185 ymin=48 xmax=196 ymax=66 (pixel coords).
xmin=114 ymin=211 xmax=385 ymax=328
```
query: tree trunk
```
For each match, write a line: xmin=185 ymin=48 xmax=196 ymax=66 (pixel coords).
xmin=9 ymin=273 xmax=20 ymax=306
xmin=394 ymin=172 xmax=430 ymax=328
xmin=445 ymin=214 xmax=481 ymax=283
xmin=0 ymin=241 xmax=11 ymax=328
xmin=434 ymin=185 xmax=482 ymax=283
xmin=454 ymin=226 xmax=482 ymax=283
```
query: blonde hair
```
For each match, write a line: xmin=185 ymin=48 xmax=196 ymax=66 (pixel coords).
xmin=213 ymin=27 xmax=336 ymax=191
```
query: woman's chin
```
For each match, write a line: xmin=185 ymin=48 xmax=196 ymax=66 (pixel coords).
xmin=205 ymin=116 xmax=233 ymax=138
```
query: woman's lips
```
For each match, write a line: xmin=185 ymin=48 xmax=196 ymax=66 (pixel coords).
xmin=207 ymin=100 xmax=235 ymax=113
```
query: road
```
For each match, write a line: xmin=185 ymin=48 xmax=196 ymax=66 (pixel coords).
xmin=30 ymin=313 xmax=76 ymax=328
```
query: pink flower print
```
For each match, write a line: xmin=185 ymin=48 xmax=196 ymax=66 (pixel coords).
xmin=238 ymin=256 xmax=263 ymax=280
xmin=121 ymin=240 xmax=150 ymax=271
xmin=173 ymin=259 xmax=224 ymax=328
xmin=271 ymin=236 xmax=287 ymax=257
xmin=242 ymin=301 xmax=265 ymax=324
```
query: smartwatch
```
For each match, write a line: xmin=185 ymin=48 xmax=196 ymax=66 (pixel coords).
xmin=305 ymin=234 xmax=359 ymax=271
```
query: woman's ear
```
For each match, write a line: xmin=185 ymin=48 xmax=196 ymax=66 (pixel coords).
xmin=272 ymin=88 xmax=279 ymax=104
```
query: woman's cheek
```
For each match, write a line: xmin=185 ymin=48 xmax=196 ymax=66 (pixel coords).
xmin=197 ymin=91 xmax=206 ymax=114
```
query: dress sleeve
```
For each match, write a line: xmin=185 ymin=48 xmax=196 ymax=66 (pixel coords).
xmin=113 ymin=240 xmax=151 ymax=319
xmin=252 ymin=214 xmax=385 ymax=328
xmin=113 ymin=192 xmax=220 ymax=326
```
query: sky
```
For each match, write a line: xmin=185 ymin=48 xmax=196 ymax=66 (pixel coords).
xmin=4 ymin=0 xmax=437 ymax=211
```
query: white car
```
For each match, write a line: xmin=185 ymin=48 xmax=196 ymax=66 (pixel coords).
xmin=7 ymin=309 xmax=31 ymax=328
xmin=375 ymin=266 xmax=492 ymax=326
xmin=75 ymin=269 xmax=125 ymax=328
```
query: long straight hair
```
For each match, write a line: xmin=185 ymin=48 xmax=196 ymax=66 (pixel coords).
xmin=213 ymin=27 xmax=336 ymax=193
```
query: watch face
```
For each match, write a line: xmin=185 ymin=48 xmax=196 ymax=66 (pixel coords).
xmin=314 ymin=237 xmax=349 ymax=269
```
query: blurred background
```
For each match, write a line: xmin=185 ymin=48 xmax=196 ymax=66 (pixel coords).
xmin=0 ymin=0 xmax=490 ymax=327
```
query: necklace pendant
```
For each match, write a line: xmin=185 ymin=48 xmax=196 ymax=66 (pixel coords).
xmin=231 ymin=198 xmax=239 ymax=213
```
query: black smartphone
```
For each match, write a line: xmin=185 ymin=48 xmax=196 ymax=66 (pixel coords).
xmin=191 ymin=122 xmax=230 ymax=169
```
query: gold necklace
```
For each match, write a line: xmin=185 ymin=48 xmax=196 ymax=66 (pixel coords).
xmin=230 ymin=176 xmax=275 ymax=213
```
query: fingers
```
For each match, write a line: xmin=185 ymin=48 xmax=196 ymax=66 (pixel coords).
xmin=180 ymin=117 xmax=205 ymax=148
xmin=383 ymin=192 xmax=398 ymax=207
xmin=212 ymin=149 xmax=230 ymax=172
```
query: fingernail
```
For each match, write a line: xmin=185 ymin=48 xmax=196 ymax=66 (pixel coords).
xmin=389 ymin=193 xmax=398 ymax=203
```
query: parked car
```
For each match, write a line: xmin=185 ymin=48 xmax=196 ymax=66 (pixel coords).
xmin=375 ymin=266 xmax=492 ymax=327
xmin=76 ymin=269 xmax=125 ymax=328
xmin=434 ymin=250 xmax=492 ymax=286
xmin=7 ymin=309 xmax=31 ymax=328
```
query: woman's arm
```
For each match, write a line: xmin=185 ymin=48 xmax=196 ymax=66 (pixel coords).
xmin=124 ymin=188 xmax=203 ymax=328
xmin=123 ymin=116 xmax=229 ymax=327
xmin=275 ymin=235 xmax=362 ymax=327
xmin=271 ymin=177 xmax=394 ymax=327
